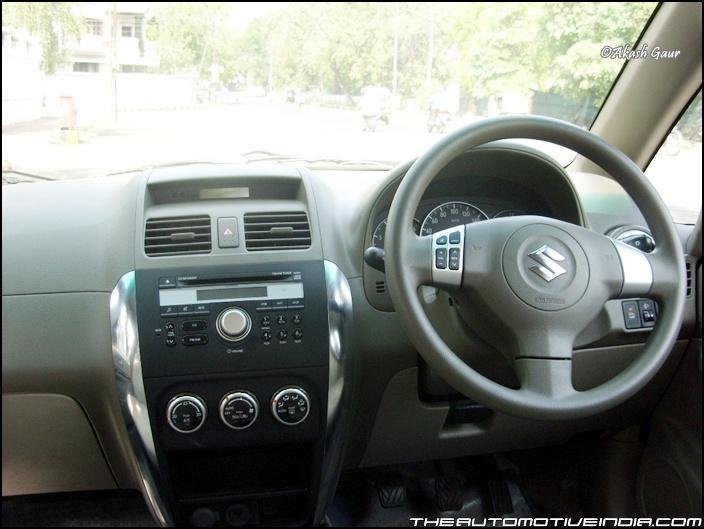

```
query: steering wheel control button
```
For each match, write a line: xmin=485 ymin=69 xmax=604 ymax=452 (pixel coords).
xmin=167 ymin=395 xmax=207 ymax=434
xmin=182 ymin=320 xmax=207 ymax=332
xmin=435 ymin=248 xmax=448 ymax=269
xmin=448 ymin=247 xmax=461 ymax=270
xmin=291 ymin=313 xmax=302 ymax=325
xmin=502 ymin=225 xmax=588 ymax=311
xmin=622 ymin=301 xmax=642 ymax=329
xmin=182 ymin=334 xmax=208 ymax=346
xmin=216 ymin=307 xmax=251 ymax=342
xmin=271 ymin=387 xmax=311 ymax=426
xmin=220 ymin=392 xmax=259 ymax=430
xmin=217 ymin=217 xmax=239 ymax=248
xmin=432 ymin=226 xmax=464 ymax=287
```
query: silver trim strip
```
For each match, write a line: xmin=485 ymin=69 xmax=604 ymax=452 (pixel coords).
xmin=111 ymin=271 xmax=173 ymax=526
xmin=612 ymin=240 xmax=654 ymax=296
xmin=314 ymin=260 xmax=354 ymax=523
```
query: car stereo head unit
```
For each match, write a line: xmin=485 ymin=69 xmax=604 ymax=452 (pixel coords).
xmin=136 ymin=263 xmax=328 ymax=378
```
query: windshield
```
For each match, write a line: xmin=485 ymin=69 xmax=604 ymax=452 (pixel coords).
xmin=2 ymin=2 xmax=656 ymax=179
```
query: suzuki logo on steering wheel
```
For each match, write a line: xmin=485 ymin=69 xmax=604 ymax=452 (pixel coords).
xmin=528 ymin=244 xmax=567 ymax=282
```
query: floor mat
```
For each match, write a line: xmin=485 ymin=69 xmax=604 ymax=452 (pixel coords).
xmin=1 ymin=490 xmax=157 ymax=527
xmin=327 ymin=456 xmax=534 ymax=527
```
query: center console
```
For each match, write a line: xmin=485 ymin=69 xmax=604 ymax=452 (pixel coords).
xmin=111 ymin=165 xmax=352 ymax=527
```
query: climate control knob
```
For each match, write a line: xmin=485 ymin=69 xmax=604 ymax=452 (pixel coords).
xmin=216 ymin=307 xmax=251 ymax=342
xmin=271 ymin=387 xmax=311 ymax=426
xmin=167 ymin=394 xmax=207 ymax=434
xmin=220 ymin=391 xmax=259 ymax=430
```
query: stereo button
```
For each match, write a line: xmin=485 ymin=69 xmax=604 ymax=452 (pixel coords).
xmin=291 ymin=313 xmax=302 ymax=325
xmin=276 ymin=315 xmax=287 ymax=325
xmin=277 ymin=330 xmax=288 ymax=341
xmin=182 ymin=334 xmax=208 ymax=346
xmin=293 ymin=328 xmax=303 ymax=340
xmin=261 ymin=331 xmax=272 ymax=342
xmin=182 ymin=320 xmax=207 ymax=332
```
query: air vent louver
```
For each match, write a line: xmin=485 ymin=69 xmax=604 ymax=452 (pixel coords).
xmin=685 ymin=259 xmax=692 ymax=297
xmin=375 ymin=281 xmax=386 ymax=294
xmin=244 ymin=212 xmax=311 ymax=251
xmin=144 ymin=215 xmax=212 ymax=256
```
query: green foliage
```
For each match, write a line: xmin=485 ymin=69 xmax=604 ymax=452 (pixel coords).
xmin=146 ymin=2 xmax=232 ymax=76
xmin=2 ymin=2 xmax=83 ymax=74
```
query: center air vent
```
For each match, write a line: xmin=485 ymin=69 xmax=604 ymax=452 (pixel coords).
xmin=144 ymin=215 xmax=212 ymax=256
xmin=244 ymin=212 xmax=311 ymax=251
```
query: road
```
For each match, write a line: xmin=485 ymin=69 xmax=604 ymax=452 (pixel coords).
xmin=2 ymin=99 xmax=447 ymax=179
xmin=2 ymin=98 xmax=700 ymax=223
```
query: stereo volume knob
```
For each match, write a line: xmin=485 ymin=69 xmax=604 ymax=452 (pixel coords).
xmin=167 ymin=394 xmax=207 ymax=434
xmin=216 ymin=308 xmax=251 ymax=341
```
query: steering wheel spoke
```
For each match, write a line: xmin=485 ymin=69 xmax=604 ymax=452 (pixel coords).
xmin=514 ymin=357 xmax=577 ymax=399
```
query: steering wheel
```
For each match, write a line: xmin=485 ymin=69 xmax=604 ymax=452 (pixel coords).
xmin=385 ymin=116 xmax=685 ymax=420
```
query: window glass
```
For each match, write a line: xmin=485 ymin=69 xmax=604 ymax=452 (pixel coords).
xmin=645 ymin=92 xmax=702 ymax=224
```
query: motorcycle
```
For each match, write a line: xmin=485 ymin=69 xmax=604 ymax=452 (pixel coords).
xmin=427 ymin=108 xmax=452 ymax=133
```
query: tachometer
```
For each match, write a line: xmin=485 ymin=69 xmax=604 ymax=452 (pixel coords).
xmin=372 ymin=218 xmax=421 ymax=249
xmin=420 ymin=202 xmax=487 ymax=235
xmin=493 ymin=209 xmax=526 ymax=218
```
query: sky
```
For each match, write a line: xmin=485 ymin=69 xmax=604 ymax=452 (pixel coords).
xmin=227 ymin=2 xmax=289 ymax=29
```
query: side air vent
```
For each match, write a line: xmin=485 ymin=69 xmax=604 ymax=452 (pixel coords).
xmin=375 ymin=281 xmax=386 ymax=294
xmin=144 ymin=215 xmax=212 ymax=256
xmin=243 ymin=212 xmax=311 ymax=251
xmin=685 ymin=259 xmax=692 ymax=297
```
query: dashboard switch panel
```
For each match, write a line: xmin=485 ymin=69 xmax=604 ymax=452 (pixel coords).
xmin=622 ymin=298 xmax=658 ymax=330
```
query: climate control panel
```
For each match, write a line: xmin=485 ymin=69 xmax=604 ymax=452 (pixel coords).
xmin=165 ymin=387 xmax=312 ymax=434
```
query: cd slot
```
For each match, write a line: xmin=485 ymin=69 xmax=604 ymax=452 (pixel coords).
xmin=179 ymin=272 xmax=293 ymax=287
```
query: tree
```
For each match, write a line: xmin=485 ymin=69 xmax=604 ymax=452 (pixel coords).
xmin=2 ymin=2 xmax=83 ymax=74
xmin=146 ymin=2 xmax=232 ymax=77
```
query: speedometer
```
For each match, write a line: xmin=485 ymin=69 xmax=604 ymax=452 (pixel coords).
xmin=420 ymin=201 xmax=488 ymax=235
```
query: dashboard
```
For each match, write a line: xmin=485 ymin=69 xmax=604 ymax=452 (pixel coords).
xmin=1 ymin=143 xmax=698 ymax=527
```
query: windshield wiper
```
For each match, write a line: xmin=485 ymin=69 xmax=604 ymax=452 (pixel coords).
xmin=241 ymin=151 xmax=393 ymax=170
xmin=2 ymin=170 xmax=56 ymax=184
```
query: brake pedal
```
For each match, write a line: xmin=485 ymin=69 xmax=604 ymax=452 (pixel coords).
xmin=376 ymin=474 xmax=406 ymax=508
xmin=436 ymin=476 xmax=464 ymax=511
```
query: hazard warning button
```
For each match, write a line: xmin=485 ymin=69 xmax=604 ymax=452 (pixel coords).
xmin=217 ymin=217 xmax=239 ymax=248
